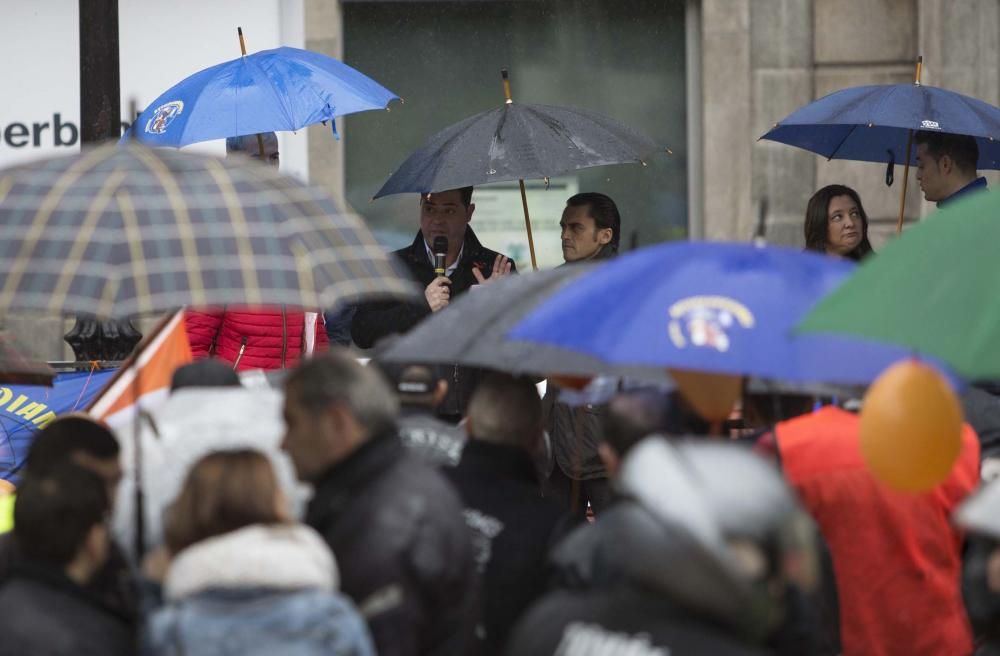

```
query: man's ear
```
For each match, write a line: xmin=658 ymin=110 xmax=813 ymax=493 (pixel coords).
xmin=597 ymin=443 xmax=620 ymax=477
xmin=466 ymin=203 xmax=476 ymax=223
xmin=596 ymin=228 xmax=613 ymax=246
xmin=939 ymin=154 xmax=954 ymax=176
xmin=82 ymin=523 xmax=109 ymax=570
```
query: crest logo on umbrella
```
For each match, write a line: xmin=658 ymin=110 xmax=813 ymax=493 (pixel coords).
xmin=921 ymin=119 xmax=941 ymax=130
xmin=145 ymin=101 xmax=184 ymax=134
xmin=668 ymin=296 xmax=755 ymax=353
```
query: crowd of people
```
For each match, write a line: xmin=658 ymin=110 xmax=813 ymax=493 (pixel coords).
xmin=0 ymin=127 xmax=996 ymax=656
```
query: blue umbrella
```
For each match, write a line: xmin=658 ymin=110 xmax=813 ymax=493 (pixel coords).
xmin=126 ymin=46 xmax=399 ymax=148
xmin=508 ymin=241 xmax=953 ymax=386
xmin=0 ymin=369 xmax=117 ymax=483
xmin=760 ymin=82 xmax=1000 ymax=169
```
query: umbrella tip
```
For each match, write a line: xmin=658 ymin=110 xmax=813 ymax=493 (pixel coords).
xmin=640 ymin=161 xmax=647 ymax=167
xmin=666 ymin=148 xmax=673 ymax=155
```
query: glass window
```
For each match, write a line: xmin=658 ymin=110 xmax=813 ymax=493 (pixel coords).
xmin=343 ymin=0 xmax=687 ymax=265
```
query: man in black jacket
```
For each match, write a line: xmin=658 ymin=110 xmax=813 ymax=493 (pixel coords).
xmin=282 ymin=350 xmax=478 ymax=656
xmin=446 ymin=373 xmax=567 ymax=655
xmin=0 ymin=416 xmax=138 ymax=626
xmin=351 ymin=187 xmax=514 ymax=421
xmin=0 ymin=464 xmax=134 ymax=656
xmin=543 ymin=192 xmax=621 ymax=517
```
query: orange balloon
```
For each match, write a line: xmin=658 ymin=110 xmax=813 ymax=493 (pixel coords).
xmin=668 ymin=369 xmax=743 ymax=423
xmin=548 ymin=375 xmax=593 ymax=391
xmin=859 ymin=360 xmax=963 ymax=493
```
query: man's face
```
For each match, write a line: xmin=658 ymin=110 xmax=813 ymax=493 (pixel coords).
xmin=916 ymin=143 xmax=946 ymax=202
xmin=560 ymin=205 xmax=612 ymax=262
xmin=420 ymin=190 xmax=473 ymax=249
xmin=281 ymin=389 xmax=352 ymax=482
xmin=72 ymin=452 xmax=123 ymax=511
xmin=239 ymin=134 xmax=280 ymax=167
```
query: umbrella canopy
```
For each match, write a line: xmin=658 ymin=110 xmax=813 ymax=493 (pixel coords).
xmin=760 ymin=83 xmax=1000 ymax=169
xmin=0 ymin=335 xmax=55 ymax=386
xmin=509 ymin=241 xmax=953 ymax=386
xmin=378 ymin=266 xmax=672 ymax=384
xmin=126 ymin=46 xmax=398 ymax=148
xmin=797 ymin=189 xmax=1000 ymax=380
xmin=0 ymin=142 xmax=417 ymax=318
xmin=374 ymin=102 xmax=664 ymax=198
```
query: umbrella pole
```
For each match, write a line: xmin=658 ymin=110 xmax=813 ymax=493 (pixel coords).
xmin=501 ymin=69 xmax=538 ymax=270
xmin=237 ymin=27 xmax=267 ymax=159
xmin=895 ymin=56 xmax=923 ymax=235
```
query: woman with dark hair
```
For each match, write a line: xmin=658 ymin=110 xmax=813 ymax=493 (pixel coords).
xmin=803 ymin=185 xmax=874 ymax=261
xmin=144 ymin=450 xmax=374 ymax=656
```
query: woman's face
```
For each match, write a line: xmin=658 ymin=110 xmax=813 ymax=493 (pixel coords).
xmin=826 ymin=195 xmax=862 ymax=256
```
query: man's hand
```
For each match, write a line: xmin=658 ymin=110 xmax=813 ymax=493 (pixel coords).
xmin=473 ymin=255 xmax=514 ymax=285
xmin=425 ymin=276 xmax=452 ymax=312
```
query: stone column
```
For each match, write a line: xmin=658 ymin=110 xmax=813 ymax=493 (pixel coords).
xmin=304 ymin=0 xmax=346 ymax=203
xmin=750 ymin=0 xmax=815 ymax=246
xmin=701 ymin=0 xmax=753 ymax=240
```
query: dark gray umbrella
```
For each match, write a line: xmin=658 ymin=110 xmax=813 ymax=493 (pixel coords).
xmin=375 ymin=70 xmax=668 ymax=270
xmin=374 ymin=102 xmax=662 ymax=198
xmin=378 ymin=265 xmax=671 ymax=384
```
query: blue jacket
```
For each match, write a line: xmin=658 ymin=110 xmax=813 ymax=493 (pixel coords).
xmin=143 ymin=524 xmax=374 ymax=656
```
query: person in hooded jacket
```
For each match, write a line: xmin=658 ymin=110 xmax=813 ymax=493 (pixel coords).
xmin=143 ymin=449 xmax=374 ymax=656
xmin=507 ymin=437 xmax=817 ymax=656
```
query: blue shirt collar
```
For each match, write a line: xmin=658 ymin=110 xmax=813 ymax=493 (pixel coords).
xmin=939 ymin=176 xmax=988 ymax=208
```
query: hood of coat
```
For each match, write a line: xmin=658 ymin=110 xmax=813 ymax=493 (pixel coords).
xmin=164 ymin=523 xmax=337 ymax=601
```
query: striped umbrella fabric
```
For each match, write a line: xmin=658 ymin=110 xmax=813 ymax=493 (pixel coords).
xmin=0 ymin=142 xmax=417 ymax=318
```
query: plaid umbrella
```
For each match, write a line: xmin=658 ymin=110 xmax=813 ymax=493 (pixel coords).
xmin=0 ymin=142 xmax=417 ymax=318
xmin=0 ymin=335 xmax=55 ymax=386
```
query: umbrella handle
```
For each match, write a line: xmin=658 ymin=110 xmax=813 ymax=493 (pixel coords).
xmin=895 ymin=57 xmax=923 ymax=235
xmin=500 ymin=69 xmax=537 ymax=270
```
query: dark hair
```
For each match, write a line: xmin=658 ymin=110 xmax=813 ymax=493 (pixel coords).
xmin=165 ymin=449 xmax=286 ymax=555
xmin=226 ymin=132 xmax=278 ymax=153
xmin=602 ymin=388 xmax=671 ymax=456
xmin=14 ymin=464 xmax=108 ymax=566
xmin=422 ymin=187 xmax=474 ymax=207
xmin=25 ymin=415 xmax=119 ymax=476
xmin=803 ymin=185 xmax=874 ymax=261
xmin=915 ymin=131 xmax=979 ymax=174
xmin=285 ymin=350 xmax=399 ymax=437
xmin=566 ymin=192 xmax=622 ymax=253
xmin=467 ymin=373 xmax=543 ymax=449
xmin=171 ymin=359 xmax=242 ymax=392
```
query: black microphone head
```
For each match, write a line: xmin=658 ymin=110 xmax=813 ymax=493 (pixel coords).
xmin=433 ymin=236 xmax=448 ymax=254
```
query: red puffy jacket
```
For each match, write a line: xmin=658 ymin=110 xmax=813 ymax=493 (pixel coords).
xmin=185 ymin=308 xmax=329 ymax=371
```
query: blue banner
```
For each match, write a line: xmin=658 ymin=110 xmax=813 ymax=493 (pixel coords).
xmin=0 ymin=369 xmax=117 ymax=483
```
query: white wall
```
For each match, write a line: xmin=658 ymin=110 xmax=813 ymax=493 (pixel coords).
xmin=0 ymin=0 xmax=308 ymax=179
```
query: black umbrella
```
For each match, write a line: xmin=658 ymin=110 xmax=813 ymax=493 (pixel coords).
xmin=375 ymin=70 xmax=667 ymax=269
xmin=378 ymin=265 xmax=672 ymax=386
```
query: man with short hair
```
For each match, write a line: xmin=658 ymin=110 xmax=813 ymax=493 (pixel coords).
xmin=282 ymin=351 xmax=478 ymax=656
xmin=0 ymin=415 xmax=138 ymax=626
xmin=559 ymin=192 xmax=621 ymax=262
xmin=0 ymin=464 xmax=133 ymax=655
xmin=915 ymin=130 xmax=988 ymax=206
xmin=445 ymin=373 xmax=566 ymax=655
xmin=372 ymin=358 xmax=466 ymax=467
xmin=544 ymin=192 xmax=623 ymax=517
xmin=226 ymin=132 xmax=280 ymax=166
xmin=351 ymin=187 xmax=515 ymax=421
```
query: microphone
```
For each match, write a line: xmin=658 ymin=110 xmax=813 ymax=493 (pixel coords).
xmin=433 ymin=236 xmax=448 ymax=276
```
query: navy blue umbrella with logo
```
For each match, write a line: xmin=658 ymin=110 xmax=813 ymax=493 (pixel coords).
xmin=760 ymin=58 xmax=1000 ymax=233
xmin=508 ymin=241 xmax=956 ymax=387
